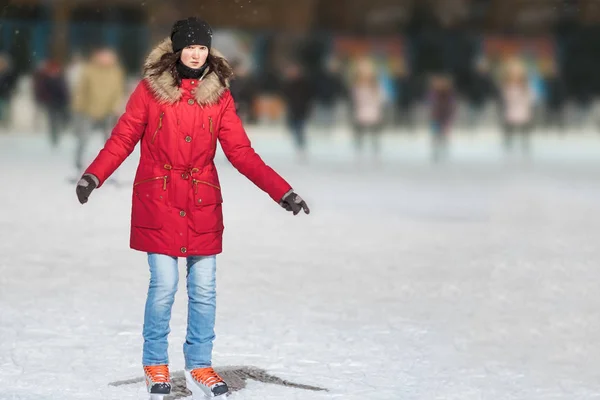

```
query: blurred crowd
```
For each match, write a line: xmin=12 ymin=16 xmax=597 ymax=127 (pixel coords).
xmin=0 ymin=47 xmax=126 ymax=175
xmin=0 ymin=31 xmax=592 ymax=164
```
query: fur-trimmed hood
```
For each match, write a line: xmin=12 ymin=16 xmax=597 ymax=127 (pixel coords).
xmin=143 ymin=38 xmax=230 ymax=106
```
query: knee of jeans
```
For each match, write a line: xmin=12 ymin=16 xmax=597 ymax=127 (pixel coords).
xmin=150 ymin=275 xmax=178 ymax=297
xmin=188 ymin=290 xmax=216 ymax=304
xmin=187 ymin=279 xmax=216 ymax=300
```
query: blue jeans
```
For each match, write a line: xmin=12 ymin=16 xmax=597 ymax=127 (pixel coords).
xmin=142 ymin=253 xmax=217 ymax=370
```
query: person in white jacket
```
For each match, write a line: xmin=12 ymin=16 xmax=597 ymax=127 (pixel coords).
xmin=350 ymin=58 xmax=386 ymax=159
xmin=501 ymin=59 xmax=535 ymax=154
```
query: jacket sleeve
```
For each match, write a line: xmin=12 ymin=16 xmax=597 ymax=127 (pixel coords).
xmin=218 ymin=90 xmax=292 ymax=202
xmin=84 ymin=81 xmax=149 ymax=187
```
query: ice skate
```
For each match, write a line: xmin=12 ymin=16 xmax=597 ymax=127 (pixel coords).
xmin=143 ymin=365 xmax=171 ymax=399
xmin=185 ymin=367 xmax=228 ymax=398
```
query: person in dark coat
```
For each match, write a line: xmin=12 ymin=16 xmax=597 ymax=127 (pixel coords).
xmin=428 ymin=74 xmax=456 ymax=162
xmin=0 ymin=54 xmax=17 ymax=128
xmin=542 ymin=61 xmax=566 ymax=132
xmin=466 ymin=57 xmax=497 ymax=130
xmin=281 ymin=62 xmax=314 ymax=161
xmin=229 ymin=59 xmax=258 ymax=124
xmin=314 ymin=57 xmax=347 ymax=128
xmin=33 ymin=59 xmax=70 ymax=147
xmin=392 ymin=60 xmax=416 ymax=131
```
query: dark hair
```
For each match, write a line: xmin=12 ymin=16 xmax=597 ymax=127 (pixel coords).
xmin=145 ymin=50 xmax=233 ymax=88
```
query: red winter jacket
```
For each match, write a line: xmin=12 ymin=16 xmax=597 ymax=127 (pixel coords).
xmin=85 ymin=39 xmax=292 ymax=257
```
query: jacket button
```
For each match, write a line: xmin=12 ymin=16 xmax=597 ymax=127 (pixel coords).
xmin=197 ymin=198 xmax=202 ymax=204
xmin=191 ymin=80 xmax=195 ymax=85
xmin=187 ymin=99 xmax=195 ymax=105
xmin=185 ymin=136 xmax=192 ymax=142
xmin=181 ymin=173 xmax=189 ymax=179
xmin=180 ymin=210 xmax=186 ymax=217
xmin=180 ymin=247 xmax=187 ymax=253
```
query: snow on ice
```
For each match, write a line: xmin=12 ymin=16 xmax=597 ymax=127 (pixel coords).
xmin=1 ymin=128 xmax=600 ymax=399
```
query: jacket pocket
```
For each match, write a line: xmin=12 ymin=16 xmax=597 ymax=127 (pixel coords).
xmin=135 ymin=176 xmax=169 ymax=191
xmin=192 ymin=179 xmax=221 ymax=199
xmin=191 ymin=179 xmax=223 ymax=233
xmin=150 ymin=112 xmax=164 ymax=144
xmin=131 ymin=176 xmax=168 ymax=229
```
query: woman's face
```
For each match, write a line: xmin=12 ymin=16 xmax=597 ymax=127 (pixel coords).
xmin=180 ymin=45 xmax=209 ymax=69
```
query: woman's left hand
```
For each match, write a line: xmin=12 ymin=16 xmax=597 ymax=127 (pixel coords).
xmin=279 ymin=191 xmax=310 ymax=215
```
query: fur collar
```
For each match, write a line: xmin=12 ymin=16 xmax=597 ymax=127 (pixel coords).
xmin=143 ymin=38 xmax=230 ymax=106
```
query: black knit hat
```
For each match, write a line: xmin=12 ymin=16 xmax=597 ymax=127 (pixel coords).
xmin=171 ymin=17 xmax=212 ymax=53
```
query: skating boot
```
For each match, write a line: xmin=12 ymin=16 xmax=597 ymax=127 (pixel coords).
xmin=143 ymin=365 xmax=171 ymax=399
xmin=185 ymin=367 xmax=228 ymax=398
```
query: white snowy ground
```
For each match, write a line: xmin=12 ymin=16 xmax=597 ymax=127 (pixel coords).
xmin=1 ymin=126 xmax=600 ymax=400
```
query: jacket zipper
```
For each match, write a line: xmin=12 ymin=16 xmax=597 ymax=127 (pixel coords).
xmin=134 ymin=176 xmax=168 ymax=190
xmin=192 ymin=179 xmax=221 ymax=194
xmin=208 ymin=116 xmax=214 ymax=145
xmin=151 ymin=112 xmax=164 ymax=144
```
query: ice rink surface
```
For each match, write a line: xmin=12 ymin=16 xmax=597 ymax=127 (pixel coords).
xmin=1 ymin=127 xmax=600 ymax=400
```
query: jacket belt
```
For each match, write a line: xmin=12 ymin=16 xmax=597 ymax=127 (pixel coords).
xmin=162 ymin=164 xmax=220 ymax=193
xmin=162 ymin=163 xmax=201 ymax=179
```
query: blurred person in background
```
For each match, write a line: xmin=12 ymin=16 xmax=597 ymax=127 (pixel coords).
xmin=500 ymin=59 xmax=535 ymax=155
xmin=281 ymin=61 xmax=314 ymax=162
xmin=66 ymin=52 xmax=85 ymax=93
xmin=72 ymin=46 xmax=125 ymax=176
xmin=391 ymin=58 xmax=416 ymax=131
xmin=256 ymin=52 xmax=284 ymax=124
xmin=32 ymin=60 xmax=46 ymax=131
xmin=428 ymin=73 xmax=456 ymax=163
xmin=33 ymin=59 xmax=70 ymax=147
xmin=350 ymin=58 xmax=385 ymax=161
xmin=74 ymin=17 xmax=310 ymax=400
xmin=526 ymin=57 xmax=545 ymax=128
xmin=314 ymin=56 xmax=347 ymax=129
xmin=465 ymin=56 xmax=497 ymax=131
xmin=541 ymin=59 xmax=566 ymax=133
xmin=229 ymin=58 xmax=258 ymax=124
xmin=65 ymin=52 xmax=86 ymax=126
xmin=0 ymin=53 xmax=17 ymax=130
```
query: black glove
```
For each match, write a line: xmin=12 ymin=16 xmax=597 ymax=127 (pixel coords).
xmin=279 ymin=190 xmax=310 ymax=215
xmin=76 ymin=174 xmax=98 ymax=204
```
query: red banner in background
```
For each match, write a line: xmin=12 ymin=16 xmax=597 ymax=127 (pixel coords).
xmin=484 ymin=36 xmax=555 ymax=59
xmin=333 ymin=37 xmax=404 ymax=59
xmin=332 ymin=36 xmax=406 ymax=80
xmin=483 ymin=36 xmax=557 ymax=77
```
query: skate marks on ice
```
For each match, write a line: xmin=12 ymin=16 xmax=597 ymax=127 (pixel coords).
xmin=109 ymin=366 xmax=328 ymax=398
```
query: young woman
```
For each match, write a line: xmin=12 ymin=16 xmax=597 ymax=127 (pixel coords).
xmin=75 ymin=17 xmax=310 ymax=399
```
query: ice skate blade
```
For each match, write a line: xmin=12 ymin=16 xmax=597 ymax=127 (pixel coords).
xmin=184 ymin=370 xmax=228 ymax=398
xmin=147 ymin=382 xmax=171 ymax=396
xmin=146 ymin=383 xmax=171 ymax=400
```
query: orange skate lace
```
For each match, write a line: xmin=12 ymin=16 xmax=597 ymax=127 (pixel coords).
xmin=144 ymin=365 xmax=170 ymax=383
xmin=190 ymin=367 xmax=223 ymax=386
